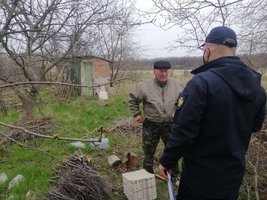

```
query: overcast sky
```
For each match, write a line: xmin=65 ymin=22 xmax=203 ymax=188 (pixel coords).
xmin=133 ymin=0 xmax=200 ymax=59
xmin=135 ymin=23 xmax=187 ymax=58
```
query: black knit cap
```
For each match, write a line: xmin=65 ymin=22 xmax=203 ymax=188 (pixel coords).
xmin=153 ymin=60 xmax=171 ymax=69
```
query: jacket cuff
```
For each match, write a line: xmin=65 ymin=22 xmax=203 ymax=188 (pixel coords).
xmin=159 ymin=153 xmax=177 ymax=170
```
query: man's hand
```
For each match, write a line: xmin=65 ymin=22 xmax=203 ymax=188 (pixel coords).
xmin=135 ymin=114 xmax=144 ymax=123
xmin=159 ymin=164 xmax=168 ymax=181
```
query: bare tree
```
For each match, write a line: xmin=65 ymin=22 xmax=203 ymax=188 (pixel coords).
xmin=74 ymin=0 xmax=144 ymax=84
xmin=149 ymin=0 xmax=242 ymax=51
xmin=0 ymin=0 xmax=121 ymax=120
xmin=149 ymin=0 xmax=267 ymax=56
xmin=234 ymin=0 xmax=267 ymax=76
xmin=237 ymin=0 xmax=267 ymax=55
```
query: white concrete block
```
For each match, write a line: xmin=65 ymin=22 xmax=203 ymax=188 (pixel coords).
xmin=122 ymin=169 xmax=157 ymax=200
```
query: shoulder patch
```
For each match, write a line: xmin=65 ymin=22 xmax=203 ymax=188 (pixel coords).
xmin=176 ymin=93 xmax=186 ymax=108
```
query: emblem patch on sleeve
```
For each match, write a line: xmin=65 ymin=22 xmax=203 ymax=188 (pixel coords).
xmin=176 ymin=93 xmax=186 ymax=108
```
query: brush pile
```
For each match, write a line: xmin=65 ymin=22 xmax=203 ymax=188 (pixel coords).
xmin=44 ymin=152 xmax=111 ymax=200
xmin=109 ymin=119 xmax=142 ymax=135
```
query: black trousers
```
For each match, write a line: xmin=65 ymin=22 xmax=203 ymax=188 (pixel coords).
xmin=177 ymin=180 xmax=239 ymax=200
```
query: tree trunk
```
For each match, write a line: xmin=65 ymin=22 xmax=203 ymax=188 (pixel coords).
xmin=0 ymin=94 xmax=8 ymax=116
xmin=21 ymin=97 xmax=34 ymax=121
xmin=16 ymin=86 xmax=38 ymax=122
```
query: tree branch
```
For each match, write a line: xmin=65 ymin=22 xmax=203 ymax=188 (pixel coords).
xmin=0 ymin=122 xmax=103 ymax=143
xmin=0 ymin=78 xmax=132 ymax=89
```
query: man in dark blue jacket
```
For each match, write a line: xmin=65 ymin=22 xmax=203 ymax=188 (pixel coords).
xmin=159 ymin=26 xmax=266 ymax=200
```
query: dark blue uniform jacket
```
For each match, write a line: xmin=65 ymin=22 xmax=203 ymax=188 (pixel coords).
xmin=160 ymin=56 xmax=266 ymax=198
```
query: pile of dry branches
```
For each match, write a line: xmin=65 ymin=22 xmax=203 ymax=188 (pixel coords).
xmin=44 ymin=152 xmax=111 ymax=200
xmin=109 ymin=119 xmax=142 ymax=135
xmin=0 ymin=117 xmax=53 ymax=146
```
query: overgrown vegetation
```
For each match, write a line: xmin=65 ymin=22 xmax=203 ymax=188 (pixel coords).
xmin=0 ymin=94 xmax=169 ymax=199
xmin=1 ymin=72 xmax=267 ymax=199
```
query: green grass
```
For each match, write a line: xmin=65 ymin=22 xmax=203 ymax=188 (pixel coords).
xmin=0 ymin=144 xmax=56 ymax=199
xmin=0 ymin=94 xmax=171 ymax=199
xmin=0 ymin=108 xmax=20 ymax=124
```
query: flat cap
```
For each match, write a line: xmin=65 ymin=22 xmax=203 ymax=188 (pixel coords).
xmin=200 ymin=26 xmax=237 ymax=48
xmin=154 ymin=60 xmax=171 ymax=69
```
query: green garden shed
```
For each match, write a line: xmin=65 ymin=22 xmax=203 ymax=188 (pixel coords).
xmin=70 ymin=56 xmax=111 ymax=96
